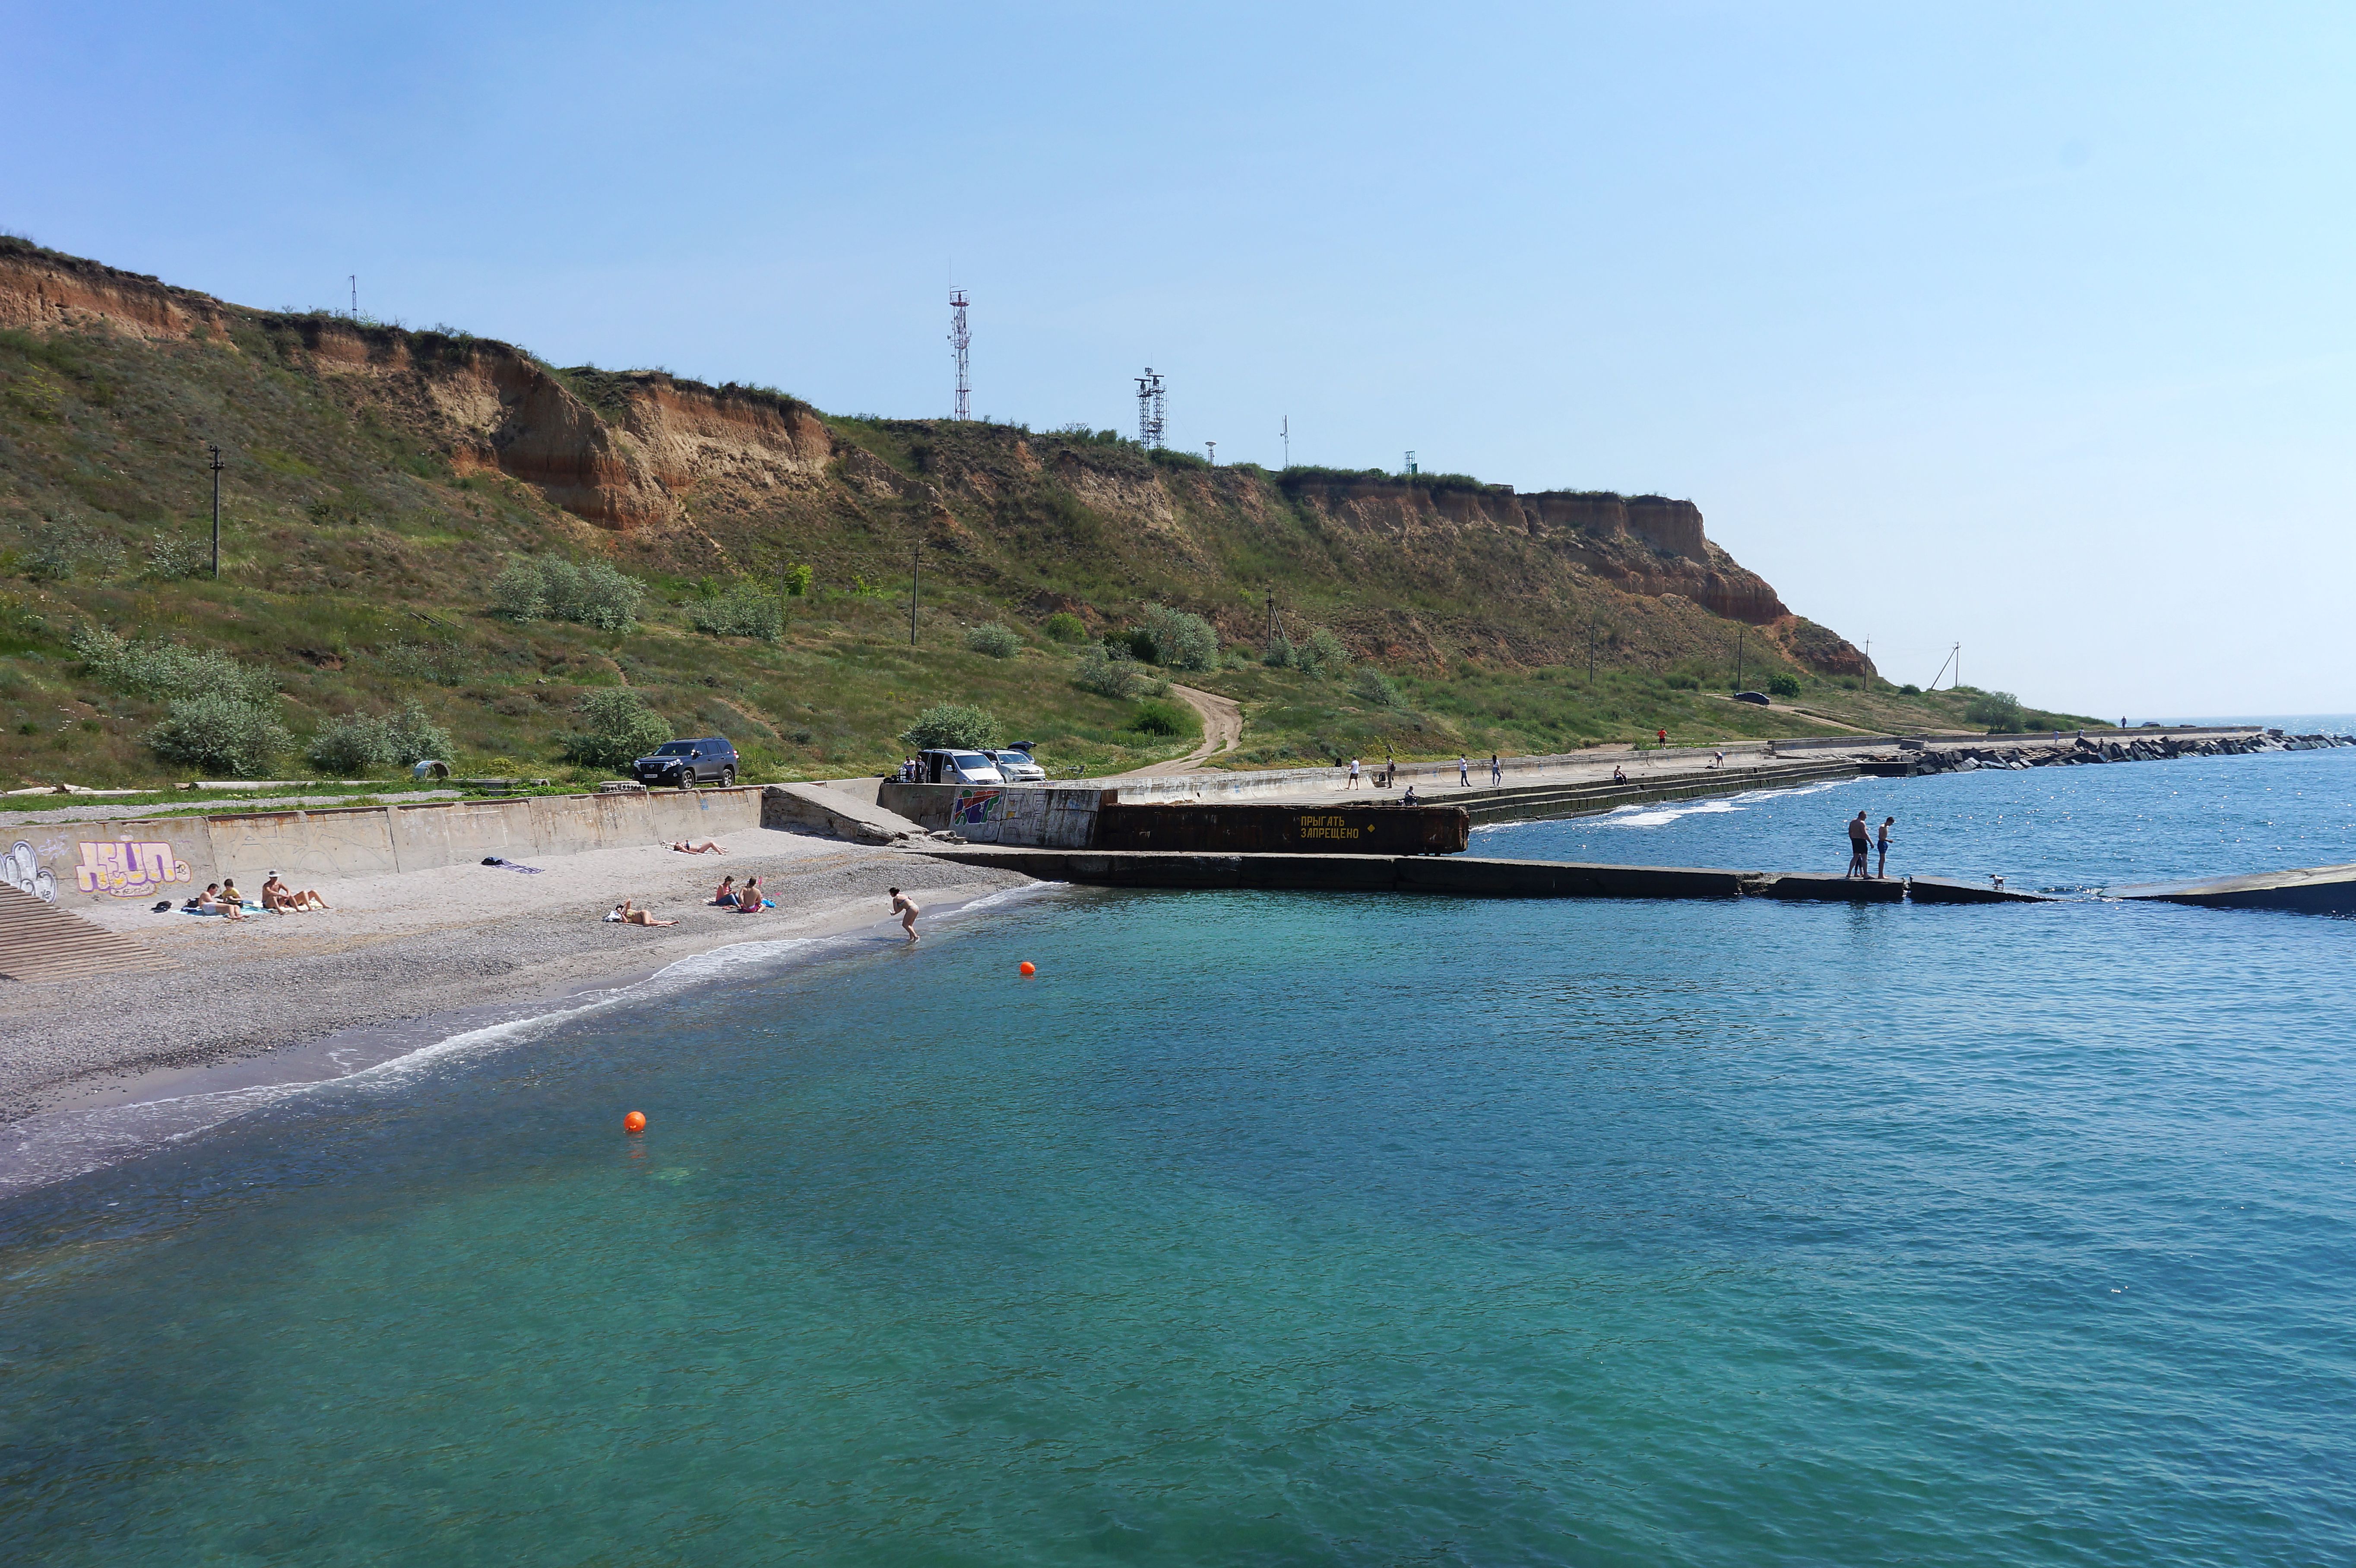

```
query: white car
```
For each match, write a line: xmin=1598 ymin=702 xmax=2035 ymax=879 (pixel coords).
xmin=918 ymin=748 xmax=1005 ymax=785
xmin=988 ymin=749 xmax=1046 ymax=783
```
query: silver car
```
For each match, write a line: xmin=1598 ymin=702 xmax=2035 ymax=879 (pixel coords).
xmin=988 ymin=749 xmax=1046 ymax=783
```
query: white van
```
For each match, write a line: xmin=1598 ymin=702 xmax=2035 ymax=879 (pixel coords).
xmin=918 ymin=748 xmax=1005 ymax=785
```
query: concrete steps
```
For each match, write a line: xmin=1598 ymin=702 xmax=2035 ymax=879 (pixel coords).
xmin=0 ymin=885 xmax=178 ymax=985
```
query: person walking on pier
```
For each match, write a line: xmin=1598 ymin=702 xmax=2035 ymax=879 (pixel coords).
xmin=1875 ymin=816 xmax=1896 ymax=879
xmin=1489 ymin=753 xmax=1501 ymax=786
xmin=1846 ymin=811 xmax=1872 ymax=879
xmin=1458 ymin=756 xmax=1470 ymax=787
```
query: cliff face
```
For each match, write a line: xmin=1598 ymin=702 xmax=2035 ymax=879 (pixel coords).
xmin=0 ymin=237 xmax=1867 ymax=677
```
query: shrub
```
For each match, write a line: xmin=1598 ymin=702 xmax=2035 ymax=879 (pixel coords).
xmin=1966 ymin=690 xmax=2026 ymax=733
xmin=1042 ymin=611 xmax=1086 ymax=644
xmin=1899 ymin=683 xmax=1921 ymax=695
xmin=1127 ymin=698 xmax=1200 ymax=738
xmin=1766 ymin=673 xmax=1803 ymax=698
xmin=1351 ymin=668 xmax=1403 ymax=708
xmin=374 ymin=640 xmax=467 ymax=685
xmin=784 ymin=563 xmax=813 ymax=597
xmin=1664 ymin=672 xmax=1700 ymax=690
xmin=73 ymin=625 xmax=277 ymax=705
xmin=492 ymin=556 xmax=645 ymax=631
xmin=558 ymin=689 xmax=671 ymax=770
xmin=690 ymin=582 xmax=784 ymax=642
xmin=306 ymin=715 xmax=386 ymax=775
xmin=964 ymin=623 xmax=1022 ymax=659
xmin=382 ymin=699 xmax=453 ymax=764
xmin=900 ymin=702 xmax=1001 ymax=750
xmin=1074 ymin=645 xmax=1143 ymax=700
xmin=145 ymin=531 xmax=208 ymax=579
xmin=1294 ymin=628 xmax=1350 ymax=677
xmin=1132 ymin=604 xmax=1219 ymax=671
xmin=1262 ymin=633 xmax=1294 ymax=669
xmin=149 ymin=692 xmax=291 ymax=777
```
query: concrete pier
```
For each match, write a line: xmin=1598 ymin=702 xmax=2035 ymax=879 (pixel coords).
xmin=2107 ymin=862 xmax=2356 ymax=915
xmin=916 ymin=847 xmax=2048 ymax=904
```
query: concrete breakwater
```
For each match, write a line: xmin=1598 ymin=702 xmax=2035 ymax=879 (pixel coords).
xmin=1876 ymin=730 xmax=2352 ymax=777
xmin=918 ymin=847 xmax=2051 ymax=905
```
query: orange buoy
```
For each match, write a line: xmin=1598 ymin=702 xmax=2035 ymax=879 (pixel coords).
xmin=1019 ymin=961 xmax=1036 ymax=977
xmin=623 ymin=1110 xmax=647 ymax=1134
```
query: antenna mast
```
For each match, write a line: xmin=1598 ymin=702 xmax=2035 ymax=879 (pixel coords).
xmin=948 ymin=288 xmax=970 ymax=420
xmin=1281 ymin=415 xmax=1289 ymax=468
xmin=1135 ymin=367 xmax=1165 ymax=449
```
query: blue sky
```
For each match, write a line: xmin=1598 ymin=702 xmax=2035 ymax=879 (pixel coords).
xmin=7 ymin=2 xmax=2352 ymax=716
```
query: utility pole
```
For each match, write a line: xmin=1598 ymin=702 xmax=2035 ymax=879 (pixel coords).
xmin=1280 ymin=415 xmax=1289 ymax=469
xmin=1735 ymin=627 xmax=1744 ymax=690
xmin=349 ymin=275 xmax=357 ymax=317
xmin=207 ymin=442 xmax=224 ymax=579
xmin=909 ymin=531 xmax=922 ymax=645
xmin=1587 ymin=617 xmax=1597 ymax=687
xmin=1266 ymin=586 xmax=1276 ymax=646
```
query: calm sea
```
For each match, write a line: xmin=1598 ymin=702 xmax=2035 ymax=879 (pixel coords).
xmin=2 ymin=746 xmax=2352 ymax=1565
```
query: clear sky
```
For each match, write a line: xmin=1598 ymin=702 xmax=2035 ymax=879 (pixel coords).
xmin=7 ymin=2 xmax=2352 ymax=717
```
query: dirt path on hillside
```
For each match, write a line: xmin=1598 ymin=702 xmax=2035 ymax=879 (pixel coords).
xmin=1115 ymin=683 xmax=1242 ymax=775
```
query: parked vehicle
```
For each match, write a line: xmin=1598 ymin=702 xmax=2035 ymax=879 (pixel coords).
xmin=988 ymin=748 xmax=1046 ymax=783
xmin=632 ymin=737 xmax=739 ymax=787
xmin=1732 ymin=691 xmax=1771 ymax=705
xmin=916 ymin=748 xmax=1004 ymax=785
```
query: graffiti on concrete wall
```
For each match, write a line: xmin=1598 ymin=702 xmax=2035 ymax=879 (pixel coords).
xmin=71 ymin=838 xmax=194 ymax=898
xmin=3 ymin=841 xmax=59 ymax=904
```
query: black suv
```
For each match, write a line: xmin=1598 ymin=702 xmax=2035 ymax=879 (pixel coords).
xmin=632 ymin=737 xmax=739 ymax=788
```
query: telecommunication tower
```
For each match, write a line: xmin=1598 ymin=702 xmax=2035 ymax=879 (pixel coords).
xmin=948 ymin=289 xmax=970 ymax=420
xmin=1135 ymin=368 xmax=1165 ymax=449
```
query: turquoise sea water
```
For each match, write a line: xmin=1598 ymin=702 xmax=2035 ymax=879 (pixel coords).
xmin=4 ymin=749 xmax=2355 ymax=1565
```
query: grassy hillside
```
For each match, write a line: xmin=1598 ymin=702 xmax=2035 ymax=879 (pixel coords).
xmin=0 ymin=241 xmax=2097 ymax=789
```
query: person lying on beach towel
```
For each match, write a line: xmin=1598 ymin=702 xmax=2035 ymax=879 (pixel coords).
xmin=605 ymin=900 xmax=677 ymax=926
xmin=670 ymin=839 xmax=728 ymax=854
xmin=480 ymin=857 xmax=544 ymax=874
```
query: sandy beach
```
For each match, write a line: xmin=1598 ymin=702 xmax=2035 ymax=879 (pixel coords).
xmin=0 ymin=826 xmax=1036 ymax=1119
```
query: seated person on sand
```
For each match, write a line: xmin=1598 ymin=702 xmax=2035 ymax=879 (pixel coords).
xmin=733 ymin=875 xmax=765 ymax=914
xmin=259 ymin=873 xmax=328 ymax=913
xmin=607 ymin=899 xmax=677 ymax=927
xmin=670 ymin=839 xmax=728 ymax=855
xmin=195 ymin=883 xmax=244 ymax=920
xmin=709 ymin=875 xmax=738 ymax=907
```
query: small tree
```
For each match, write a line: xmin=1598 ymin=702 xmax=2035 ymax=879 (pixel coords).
xmin=149 ymin=693 xmax=291 ymax=777
xmin=900 ymin=702 xmax=1001 ymax=751
xmin=1261 ymin=633 xmax=1295 ymax=669
xmin=382 ymin=699 xmax=453 ymax=765
xmin=1294 ymin=628 xmax=1349 ymax=677
xmin=1766 ymin=673 xmax=1802 ymax=699
xmin=1042 ymin=611 xmax=1086 ymax=644
xmin=1965 ymin=690 xmax=2026 ymax=734
xmin=1074 ymin=645 xmax=1142 ymax=699
xmin=784 ymin=563 xmax=814 ymax=597
xmin=690 ymin=582 xmax=784 ymax=642
xmin=1134 ymin=604 xmax=1219 ymax=671
xmin=559 ymin=689 xmax=671 ymax=771
xmin=964 ymin=623 xmax=1022 ymax=659
xmin=1351 ymin=668 xmax=1403 ymax=708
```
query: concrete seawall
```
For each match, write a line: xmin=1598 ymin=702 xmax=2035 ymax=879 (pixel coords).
xmin=10 ymin=786 xmax=765 ymax=908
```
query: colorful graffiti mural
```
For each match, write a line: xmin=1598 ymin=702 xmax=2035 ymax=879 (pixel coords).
xmin=3 ymin=840 xmax=59 ymax=904
xmin=949 ymin=789 xmax=1006 ymax=828
xmin=72 ymin=838 xmax=195 ymax=899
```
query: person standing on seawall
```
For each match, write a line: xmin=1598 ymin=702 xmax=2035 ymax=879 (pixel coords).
xmin=1347 ymin=758 xmax=1361 ymax=790
xmin=1489 ymin=753 xmax=1501 ymax=786
xmin=1846 ymin=811 xmax=1872 ymax=879
xmin=1876 ymin=816 xmax=1896 ymax=879
xmin=1458 ymin=756 xmax=1470 ymax=787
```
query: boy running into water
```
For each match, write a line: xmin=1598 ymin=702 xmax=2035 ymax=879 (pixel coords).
xmin=889 ymin=887 xmax=920 ymax=944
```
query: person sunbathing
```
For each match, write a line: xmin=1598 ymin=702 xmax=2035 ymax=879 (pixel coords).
xmin=260 ymin=873 xmax=332 ymax=912
xmin=195 ymin=883 xmax=245 ymax=921
xmin=709 ymin=875 xmax=738 ymax=906
xmin=670 ymin=839 xmax=728 ymax=854
xmin=733 ymin=875 xmax=765 ymax=914
xmin=607 ymin=899 xmax=677 ymax=927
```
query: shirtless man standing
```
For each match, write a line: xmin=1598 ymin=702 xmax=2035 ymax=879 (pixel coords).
xmin=890 ymin=886 xmax=921 ymax=944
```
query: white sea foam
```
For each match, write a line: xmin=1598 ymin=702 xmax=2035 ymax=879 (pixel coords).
xmin=1473 ymin=777 xmax=1847 ymax=835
